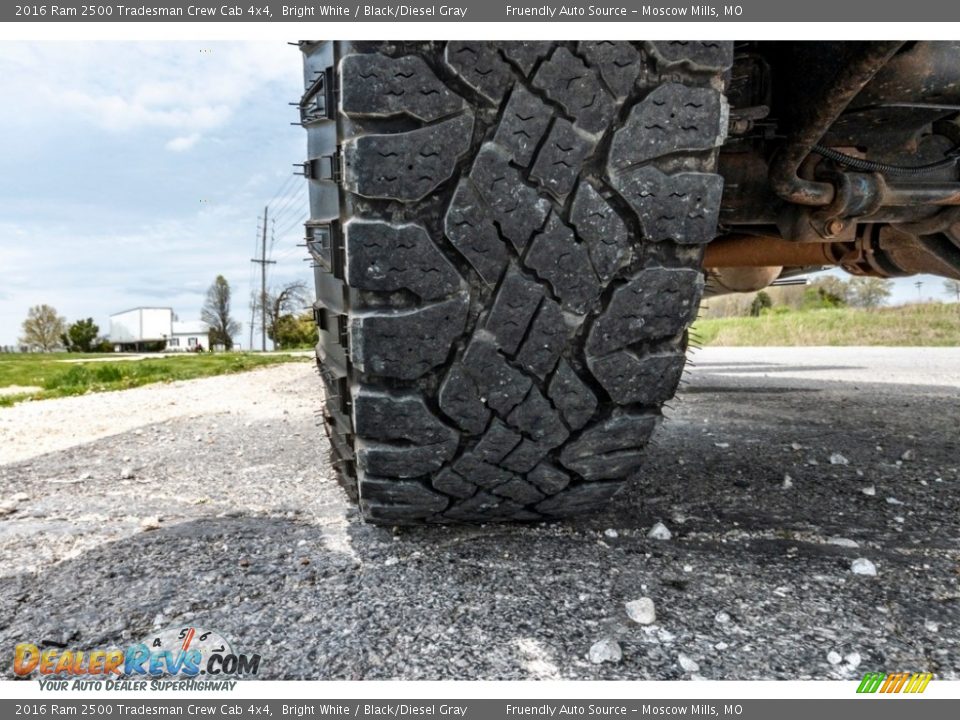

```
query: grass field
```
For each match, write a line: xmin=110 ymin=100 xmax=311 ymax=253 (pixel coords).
xmin=692 ymin=302 xmax=960 ymax=347
xmin=0 ymin=352 xmax=310 ymax=407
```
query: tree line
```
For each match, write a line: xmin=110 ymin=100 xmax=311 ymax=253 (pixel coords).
xmin=16 ymin=275 xmax=317 ymax=352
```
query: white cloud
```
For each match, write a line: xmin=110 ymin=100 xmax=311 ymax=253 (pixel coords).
xmin=0 ymin=42 xmax=297 ymax=143
xmin=165 ymin=133 xmax=201 ymax=152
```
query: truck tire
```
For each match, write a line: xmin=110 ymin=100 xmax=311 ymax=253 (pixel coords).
xmin=300 ymin=41 xmax=732 ymax=524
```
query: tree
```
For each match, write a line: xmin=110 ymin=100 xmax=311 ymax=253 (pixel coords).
xmin=848 ymin=277 xmax=892 ymax=309
xmin=811 ymin=276 xmax=850 ymax=307
xmin=272 ymin=311 xmax=319 ymax=349
xmin=201 ymin=275 xmax=240 ymax=350
xmin=944 ymin=279 xmax=960 ymax=304
xmin=749 ymin=291 xmax=772 ymax=317
xmin=20 ymin=304 xmax=66 ymax=351
xmin=61 ymin=318 xmax=100 ymax=353
xmin=263 ymin=281 xmax=310 ymax=350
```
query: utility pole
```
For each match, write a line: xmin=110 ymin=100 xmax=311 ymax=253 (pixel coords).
xmin=251 ymin=205 xmax=276 ymax=351
xmin=915 ymin=280 xmax=924 ymax=301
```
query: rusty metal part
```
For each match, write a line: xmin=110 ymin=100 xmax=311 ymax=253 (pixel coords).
xmin=896 ymin=207 xmax=960 ymax=235
xmin=708 ymin=266 xmax=784 ymax=294
xmin=704 ymin=234 xmax=841 ymax=268
xmin=768 ymin=41 xmax=904 ymax=207
xmin=704 ymin=229 xmax=960 ymax=283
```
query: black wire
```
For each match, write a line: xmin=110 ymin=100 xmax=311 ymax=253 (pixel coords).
xmin=812 ymin=144 xmax=960 ymax=177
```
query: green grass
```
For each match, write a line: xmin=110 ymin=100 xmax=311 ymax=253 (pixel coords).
xmin=0 ymin=352 xmax=309 ymax=407
xmin=692 ymin=302 xmax=960 ymax=347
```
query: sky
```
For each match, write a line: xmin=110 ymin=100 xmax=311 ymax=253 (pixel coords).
xmin=0 ymin=42 xmax=308 ymax=349
xmin=0 ymin=43 xmax=953 ymax=348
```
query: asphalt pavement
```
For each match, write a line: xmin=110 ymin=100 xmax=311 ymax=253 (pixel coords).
xmin=0 ymin=348 xmax=957 ymax=680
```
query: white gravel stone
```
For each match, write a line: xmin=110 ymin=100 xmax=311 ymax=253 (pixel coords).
xmin=829 ymin=453 xmax=849 ymax=465
xmin=886 ymin=497 xmax=904 ymax=505
xmin=678 ymin=653 xmax=700 ymax=673
xmin=827 ymin=650 xmax=842 ymax=665
xmin=862 ymin=485 xmax=876 ymax=496
xmin=851 ymin=558 xmax=877 ymax=576
xmin=901 ymin=449 xmax=915 ymax=461
xmin=120 ymin=466 xmax=135 ymax=480
xmin=625 ymin=597 xmax=656 ymax=625
xmin=648 ymin=522 xmax=672 ymax=541
xmin=140 ymin=516 xmax=161 ymax=531
xmin=604 ymin=529 xmax=619 ymax=539
xmin=827 ymin=537 xmax=859 ymax=548
xmin=845 ymin=651 xmax=862 ymax=669
xmin=782 ymin=474 xmax=794 ymax=489
xmin=588 ymin=638 xmax=622 ymax=664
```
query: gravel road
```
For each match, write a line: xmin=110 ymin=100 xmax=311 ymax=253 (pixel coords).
xmin=0 ymin=349 xmax=957 ymax=680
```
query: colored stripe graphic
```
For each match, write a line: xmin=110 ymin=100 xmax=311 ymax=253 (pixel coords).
xmin=857 ymin=672 xmax=932 ymax=694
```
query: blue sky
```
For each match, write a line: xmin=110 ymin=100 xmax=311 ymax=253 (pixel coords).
xmin=0 ymin=42 xmax=308 ymax=348
xmin=0 ymin=42 xmax=953 ymax=348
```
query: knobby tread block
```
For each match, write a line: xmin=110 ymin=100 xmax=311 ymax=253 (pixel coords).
xmin=532 ymin=47 xmax=617 ymax=135
xmin=585 ymin=268 xmax=703 ymax=357
xmin=646 ymin=41 xmax=735 ymax=73
xmin=460 ymin=337 xmax=532 ymax=416
xmin=578 ymin=41 xmax=641 ymax=99
xmin=547 ymin=360 xmax=598 ymax=431
xmin=438 ymin=365 xmax=490 ymax=435
xmin=444 ymin=180 xmax=511 ymax=286
xmin=499 ymin=42 xmax=554 ymax=76
xmin=473 ymin=418 xmax=523 ymax=464
xmin=484 ymin=269 xmax=545 ymax=354
xmin=608 ymin=83 xmax=727 ymax=170
xmin=350 ymin=295 xmax=469 ymax=379
xmin=527 ymin=462 xmax=571 ymax=495
xmin=305 ymin=41 xmax=729 ymax=523
xmin=524 ymin=213 xmax=601 ymax=314
xmin=530 ymin=119 xmax=596 ymax=199
xmin=360 ymin=477 xmax=450 ymax=518
xmin=340 ymin=53 xmax=467 ymax=122
xmin=588 ymin=350 xmax=687 ymax=406
xmin=353 ymin=390 xmax=459 ymax=478
xmin=492 ymin=85 xmax=553 ymax=166
xmin=343 ymin=113 xmax=475 ymax=202
xmin=610 ymin=166 xmax=725 ymax=245
xmin=559 ymin=412 xmax=659 ymax=480
xmin=444 ymin=42 xmax=515 ymax=104
xmin=570 ymin=180 xmax=632 ymax=282
xmin=515 ymin=298 xmax=566 ymax=379
xmin=345 ymin=220 xmax=463 ymax=300
xmin=535 ymin=481 xmax=623 ymax=517
xmin=469 ymin=144 xmax=551 ymax=251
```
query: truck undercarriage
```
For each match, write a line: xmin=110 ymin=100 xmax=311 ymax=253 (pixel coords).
xmin=711 ymin=41 xmax=960 ymax=293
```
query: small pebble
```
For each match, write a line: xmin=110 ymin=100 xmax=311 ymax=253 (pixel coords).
xmin=625 ymin=597 xmax=656 ymax=625
xmin=851 ymin=558 xmax=877 ymax=576
xmin=588 ymin=638 xmax=622 ymax=664
xmin=678 ymin=653 xmax=700 ymax=673
xmin=829 ymin=453 xmax=849 ymax=466
xmin=648 ymin=522 xmax=672 ymax=541
xmin=862 ymin=485 xmax=876 ymax=496
xmin=827 ymin=651 xmax=842 ymax=665
xmin=140 ymin=516 xmax=161 ymax=531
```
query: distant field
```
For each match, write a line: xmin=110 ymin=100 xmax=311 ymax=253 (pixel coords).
xmin=692 ymin=303 xmax=960 ymax=347
xmin=0 ymin=352 xmax=309 ymax=407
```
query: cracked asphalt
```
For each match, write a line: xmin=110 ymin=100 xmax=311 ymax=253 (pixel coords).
xmin=0 ymin=348 xmax=957 ymax=680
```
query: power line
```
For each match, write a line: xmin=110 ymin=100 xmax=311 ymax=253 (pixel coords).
xmin=265 ymin=172 xmax=298 ymax=208
xmin=251 ymin=206 xmax=277 ymax=352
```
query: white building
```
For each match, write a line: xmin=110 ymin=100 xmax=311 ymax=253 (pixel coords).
xmin=109 ymin=307 xmax=210 ymax=352
xmin=167 ymin=320 xmax=210 ymax=352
